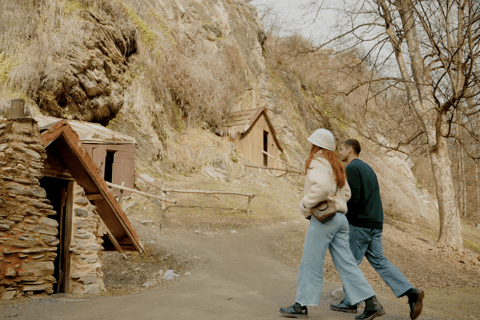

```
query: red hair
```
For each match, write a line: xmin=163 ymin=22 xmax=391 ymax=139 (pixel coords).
xmin=305 ymin=145 xmax=346 ymax=188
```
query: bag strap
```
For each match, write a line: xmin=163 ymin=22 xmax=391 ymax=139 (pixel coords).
xmin=332 ymin=184 xmax=338 ymax=197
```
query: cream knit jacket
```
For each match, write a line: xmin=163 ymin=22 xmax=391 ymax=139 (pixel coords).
xmin=299 ymin=153 xmax=351 ymax=218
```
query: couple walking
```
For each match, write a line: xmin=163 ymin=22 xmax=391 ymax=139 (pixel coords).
xmin=279 ymin=129 xmax=424 ymax=320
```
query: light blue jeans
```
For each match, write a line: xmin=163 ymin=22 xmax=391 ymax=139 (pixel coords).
xmin=296 ymin=213 xmax=375 ymax=306
xmin=343 ymin=224 xmax=413 ymax=305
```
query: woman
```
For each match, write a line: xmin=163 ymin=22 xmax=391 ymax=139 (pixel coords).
xmin=279 ymin=129 xmax=385 ymax=320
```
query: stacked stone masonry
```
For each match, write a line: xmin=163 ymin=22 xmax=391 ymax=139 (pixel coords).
xmin=0 ymin=119 xmax=108 ymax=300
xmin=0 ymin=119 xmax=53 ymax=300
xmin=69 ymin=183 xmax=107 ymax=295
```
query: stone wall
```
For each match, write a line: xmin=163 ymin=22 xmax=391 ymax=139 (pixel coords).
xmin=68 ymin=183 xmax=107 ymax=295
xmin=0 ymin=119 xmax=55 ymax=300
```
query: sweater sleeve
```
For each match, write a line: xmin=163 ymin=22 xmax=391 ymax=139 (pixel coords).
xmin=301 ymin=160 xmax=332 ymax=208
xmin=344 ymin=180 xmax=351 ymax=202
xmin=346 ymin=165 xmax=361 ymax=215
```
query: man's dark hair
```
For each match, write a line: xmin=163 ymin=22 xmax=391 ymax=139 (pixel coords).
xmin=343 ymin=139 xmax=361 ymax=155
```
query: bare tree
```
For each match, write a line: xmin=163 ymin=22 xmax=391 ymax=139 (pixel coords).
xmin=255 ymin=1 xmax=291 ymax=37
xmin=302 ymin=0 xmax=480 ymax=247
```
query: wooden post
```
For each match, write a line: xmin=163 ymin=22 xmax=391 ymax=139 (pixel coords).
xmin=118 ymin=181 xmax=125 ymax=203
xmin=231 ymin=198 xmax=250 ymax=213
xmin=246 ymin=195 xmax=252 ymax=216
xmin=160 ymin=181 xmax=166 ymax=235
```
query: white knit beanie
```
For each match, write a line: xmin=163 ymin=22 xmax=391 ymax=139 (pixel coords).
xmin=307 ymin=129 xmax=335 ymax=151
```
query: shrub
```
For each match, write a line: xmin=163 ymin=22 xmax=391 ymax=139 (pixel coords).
xmin=165 ymin=22 xmax=245 ymax=130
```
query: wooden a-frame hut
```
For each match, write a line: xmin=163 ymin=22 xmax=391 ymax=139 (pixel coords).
xmin=222 ymin=108 xmax=284 ymax=170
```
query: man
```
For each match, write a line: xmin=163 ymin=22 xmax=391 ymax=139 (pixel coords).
xmin=330 ymin=139 xmax=424 ymax=320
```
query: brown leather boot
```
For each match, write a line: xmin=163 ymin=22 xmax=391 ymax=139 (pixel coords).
xmin=407 ymin=288 xmax=424 ymax=319
xmin=355 ymin=296 xmax=386 ymax=320
xmin=279 ymin=302 xmax=308 ymax=319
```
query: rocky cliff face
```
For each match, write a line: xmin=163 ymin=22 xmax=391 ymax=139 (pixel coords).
xmin=3 ymin=0 xmax=316 ymax=166
xmin=1 ymin=0 xmax=439 ymax=228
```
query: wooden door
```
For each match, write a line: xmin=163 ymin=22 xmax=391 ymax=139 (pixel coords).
xmin=111 ymin=151 xmax=135 ymax=196
xmin=91 ymin=147 xmax=107 ymax=177
xmin=39 ymin=178 xmax=73 ymax=293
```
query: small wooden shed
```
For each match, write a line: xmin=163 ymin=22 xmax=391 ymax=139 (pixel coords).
xmin=35 ymin=115 xmax=135 ymax=196
xmin=0 ymin=118 xmax=143 ymax=300
xmin=222 ymin=108 xmax=284 ymax=170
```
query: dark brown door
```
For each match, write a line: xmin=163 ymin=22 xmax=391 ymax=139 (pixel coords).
xmin=39 ymin=177 xmax=73 ymax=293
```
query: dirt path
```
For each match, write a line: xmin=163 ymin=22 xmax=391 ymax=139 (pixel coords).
xmin=1 ymin=221 xmax=443 ymax=320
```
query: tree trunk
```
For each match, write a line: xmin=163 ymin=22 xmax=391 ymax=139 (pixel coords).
xmin=389 ymin=0 xmax=464 ymax=247
xmin=461 ymin=152 xmax=466 ymax=218
xmin=429 ymin=137 xmax=463 ymax=247
xmin=458 ymin=146 xmax=464 ymax=217
xmin=476 ymin=163 xmax=479 ymax=218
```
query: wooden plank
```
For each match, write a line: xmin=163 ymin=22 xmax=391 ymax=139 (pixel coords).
xmin=42 ymin=168 xmax=73 ymax=180
xmin=86 ymin=193 xmax=103 ymax=201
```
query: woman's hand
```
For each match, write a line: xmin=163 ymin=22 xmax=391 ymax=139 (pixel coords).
xmin=299 ymin=201 xmax=311 ymax=219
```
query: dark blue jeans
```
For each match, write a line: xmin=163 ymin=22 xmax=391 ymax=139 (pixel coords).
xmin=343 ymin=224 xmax=413 ymax=305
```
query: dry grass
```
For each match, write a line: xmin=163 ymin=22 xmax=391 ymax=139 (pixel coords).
xmin=165 ymin=22 xmax=245 ymax=130
xmin=3 ymin=0 xmax=89 ymax=93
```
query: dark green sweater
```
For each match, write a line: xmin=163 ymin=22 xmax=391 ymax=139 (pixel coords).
xmin=345 ymin=159 xmax=383 ymax=230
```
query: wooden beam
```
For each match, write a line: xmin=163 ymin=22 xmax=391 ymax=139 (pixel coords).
xmin=106 ymin=229 xmax=123 ymax=253
xmin=86 ymin=193 xmax=103 ymax=201
xmin=161 ymin=188 xmax=256 ymax=197
xmin=243 ymin=164 xmax=302 ymax=173
xmin=106 ymin=182 xmax=177 ymax=204
xmin=231 ymin=198 xmax=251 ymax=213
xmin=134 ymin=173 xmax=163 ymax=192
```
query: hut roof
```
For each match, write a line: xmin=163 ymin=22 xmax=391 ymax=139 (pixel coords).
xmin=224 ymin=107 xmax=283 ymax=152
xmin=40 ymin=120 xmax=144 ymax=253
xmin=35 ymin=115 xmax=136 ymax=145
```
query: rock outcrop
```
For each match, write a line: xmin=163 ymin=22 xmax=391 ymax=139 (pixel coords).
xmin=31 ymin=10 xmax=137 ymax=123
